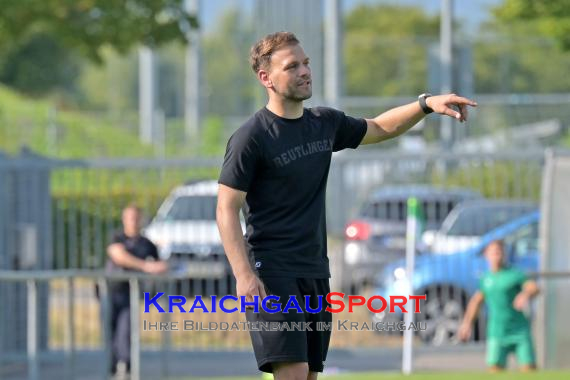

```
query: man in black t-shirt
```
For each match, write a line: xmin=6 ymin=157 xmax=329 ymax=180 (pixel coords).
xmin=105 ymin=204 xmax=167 ymax=377
xmin=216 ymin=31 xmax=477 ymax=380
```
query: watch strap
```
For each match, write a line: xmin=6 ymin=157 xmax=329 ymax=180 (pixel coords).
xmin=419 ymin=93 xmax=434 ymax=114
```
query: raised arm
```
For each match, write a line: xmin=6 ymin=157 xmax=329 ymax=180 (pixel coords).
xmin=216 ymin=184 xmax=267 ymax=306
xmin=361 ymin=93 xmax=477 ymax=145
xmin=458 ymin=290 xmax=485 ymax=342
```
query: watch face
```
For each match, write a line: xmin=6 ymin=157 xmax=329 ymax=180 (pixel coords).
xmin=419 ymin=93 xmax=434 ymax=114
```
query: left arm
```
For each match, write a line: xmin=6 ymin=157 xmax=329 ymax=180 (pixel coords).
xmin=360 ymin=93 xmax=477 ymax=145
xmin=513 ymin=279 xmax=540 ymax=311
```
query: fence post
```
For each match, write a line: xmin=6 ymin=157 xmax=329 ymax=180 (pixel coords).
xmin=130 ymin=278 xmax=141 ymax=380
xmin=402 ymin=197 xmax=424 ymax=375
xmin=161 ymin=280 xmax=172 ymax=379
xmin=98 ymin=277 xmax=111 ymax=380
xmin=64 ymin=277 xmax=75 ymax=380
xmin=27 ymin=279 xmax=39 ymax=380
xmin=330 ymin=159 xmax=348 ymax=292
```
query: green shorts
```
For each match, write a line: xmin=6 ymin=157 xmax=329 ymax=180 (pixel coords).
xmin=486 ymin=334 xmax=536 ymax=368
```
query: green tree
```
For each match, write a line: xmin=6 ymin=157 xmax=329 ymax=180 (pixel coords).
xmin=0 ymin=1 xmax=197 ymax=98
xmin=342 ymin=3 xmax=570 ymax=96
xmin=78 ymin=42 xmax=185 ymax=116
xmin=0 ymin=33 xmax=80 ymax=97
xmin=494 ymin=0 xmax=570 ymax=50
xmin=78 ymin=47 xmax=139 ymax=112
xmin=473 ymin=30 xmax=570 ymax=94
xmin=473 ymin=4 xmax=570 ymax=94
xmin=202 ymin=9 xmax=256 ymax=117
xmin=0 ymin=0 xmax=197 ymax=63
xmin=344 ymin=4 xmax=439 ymax=96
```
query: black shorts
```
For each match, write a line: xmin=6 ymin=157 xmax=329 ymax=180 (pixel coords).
xmin=245 ymin=276 xmax=332 ymax=373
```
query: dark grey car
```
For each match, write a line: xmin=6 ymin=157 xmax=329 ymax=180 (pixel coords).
xmin=340 ymin=185 xmax=481 ymax=293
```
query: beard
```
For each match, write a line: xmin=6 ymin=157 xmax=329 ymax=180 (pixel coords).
xmin=280 ymin=82 xmax=312 ymax=102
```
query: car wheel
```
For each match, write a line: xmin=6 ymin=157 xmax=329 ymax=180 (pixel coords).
xmin=416 ymin=287 xmax=465 ymax=346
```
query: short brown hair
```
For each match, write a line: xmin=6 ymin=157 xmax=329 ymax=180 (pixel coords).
xmin=249 ymin=31 xmax=300 ymax=73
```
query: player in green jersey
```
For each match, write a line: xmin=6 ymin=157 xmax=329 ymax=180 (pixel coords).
xmin=459 ymin=239 xmax=539 ymax=372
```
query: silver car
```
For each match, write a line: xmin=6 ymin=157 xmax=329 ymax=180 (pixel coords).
xmin=144 ymin=180 xmax=245 ymax=294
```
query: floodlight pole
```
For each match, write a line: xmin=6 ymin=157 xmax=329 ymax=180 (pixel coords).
xmin=324 ymin=0 xmax=342 ymax=109
xmin=184 ymin=0 xmax=201 ymax=147
xmin=440 ymin=0 xmax=454 ymax=149
xmin=139 ymin=46 xmax=156 ymax=145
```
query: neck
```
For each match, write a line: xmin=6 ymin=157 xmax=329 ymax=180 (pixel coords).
xmin=490 ymin=265 xmax=502 ymax=273
xmin=266 ymin=97 xmax=304 ymax=119
xmin=124 ymin=229 xmax=139 ymax=238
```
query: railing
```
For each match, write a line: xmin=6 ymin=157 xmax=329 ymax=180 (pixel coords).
xmin=2 ymin=269 xmax=570 ymax=380
xmin=0 ymin=270 xmax=222 ymax=380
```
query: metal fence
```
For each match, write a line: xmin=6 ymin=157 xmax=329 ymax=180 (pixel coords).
xmin=328 ymin=149 xmax=544 ymax=234
xmin=0 ymin=270 xmax=240 ymax=380
xmin=0 ymin=269 xmax=403 ymax=380
xmin=0 ymin=149 xmax=545 ymax=268
xmin=1 ymin=270 xmax=568 ymax=380
xmin=1 ymin=148 xmax=566 ymax=379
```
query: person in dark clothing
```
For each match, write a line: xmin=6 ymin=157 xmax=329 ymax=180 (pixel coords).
xmin=216 ymin=31 xmax=477 ymax=380
xmin=105 ymin=204 xmax=167 ymax=377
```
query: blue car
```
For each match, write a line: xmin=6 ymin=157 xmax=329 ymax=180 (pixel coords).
xmin=370 ymin=211 xmax=539 ymax=346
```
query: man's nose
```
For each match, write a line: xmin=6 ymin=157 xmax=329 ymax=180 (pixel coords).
xmin=299 ymin=64 xmax=311 ymax=78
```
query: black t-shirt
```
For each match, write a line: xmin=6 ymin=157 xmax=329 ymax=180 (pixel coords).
xmin=218 ymin=107 xmax=367 ymax=278
xmin=106 ymin=232 xmax=159 ymax=294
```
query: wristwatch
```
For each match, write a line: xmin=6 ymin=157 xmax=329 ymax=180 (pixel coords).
xmin=418 ymin=93 xmax=434 ymax=114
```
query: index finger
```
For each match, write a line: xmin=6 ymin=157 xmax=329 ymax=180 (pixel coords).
xmin=452 ymin=95 xmax=477 ymax=106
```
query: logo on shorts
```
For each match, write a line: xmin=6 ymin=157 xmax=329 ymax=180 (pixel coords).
xmin=255 ymin=261 xmax=262 ymax=268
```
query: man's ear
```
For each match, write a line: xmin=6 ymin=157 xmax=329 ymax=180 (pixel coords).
xmin=258 ymin=69 xmax=273 ymax=89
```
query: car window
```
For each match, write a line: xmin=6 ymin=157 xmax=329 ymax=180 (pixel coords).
xmin=362 ymin=201 xmax=406 ymax=221
xmin=161 ymin=195 xmax=217 ymax=221
xmin=422 ymin=200 xmax=457 ymax=225
xmin=361 ymin=199 xmax=457 ymax=225
xmin=446 ymin=206 xmax=535 ymax=236
xmin=503 ymin=221 xmax=539 ymax=258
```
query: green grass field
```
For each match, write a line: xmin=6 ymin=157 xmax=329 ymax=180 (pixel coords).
xmin=0 ymin=84 xmax=224 ymax=159
xmin=181 ymin=371 xmax=570 ymax=380
xmin=0 ymin=84 xmax=153 ymax=158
